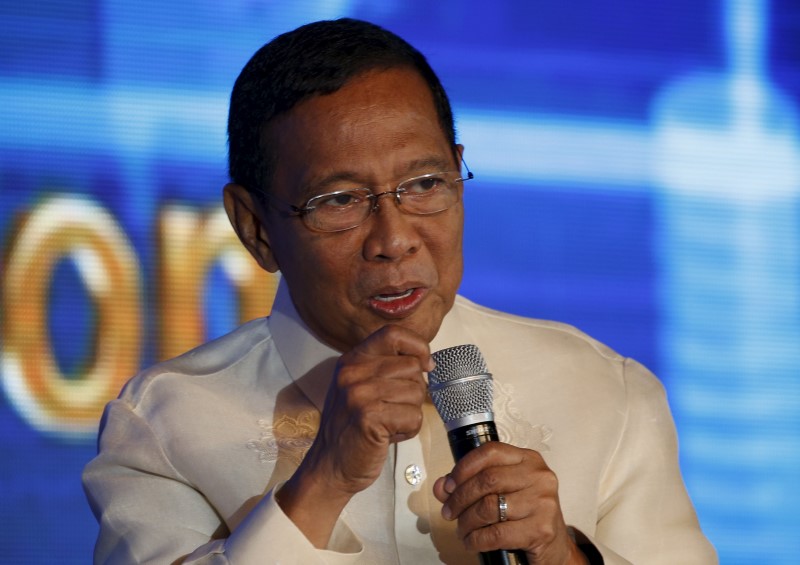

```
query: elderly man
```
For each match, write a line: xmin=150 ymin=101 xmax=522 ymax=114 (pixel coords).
xmin=83 ymin=18 xmax=716 ymax=564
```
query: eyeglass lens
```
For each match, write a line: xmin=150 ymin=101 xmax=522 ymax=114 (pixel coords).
xmin=304 ymin=171 xmax=465 ymax=232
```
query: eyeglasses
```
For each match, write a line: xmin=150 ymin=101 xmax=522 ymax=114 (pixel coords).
xmin=260 ymin=166 xmax=474 ymax=233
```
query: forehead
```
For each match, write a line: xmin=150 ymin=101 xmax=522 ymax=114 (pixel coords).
xmin=264 ymin=67 xmax=455 ymax=197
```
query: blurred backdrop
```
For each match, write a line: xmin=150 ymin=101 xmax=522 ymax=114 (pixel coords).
xmin=1 ymin=1 xmax=798 ymax=563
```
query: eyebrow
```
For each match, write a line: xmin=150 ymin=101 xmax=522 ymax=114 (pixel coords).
xmin=301 ymin=171 xmax=363 ymax=197
xmin=403 ymin=155 xmax=456 ymax=176
xmin=302 ymin=154 xmax=456 ymax=196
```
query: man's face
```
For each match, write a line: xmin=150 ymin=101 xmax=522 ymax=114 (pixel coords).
xmin=258 ymin=66 xmax=464 ymax=352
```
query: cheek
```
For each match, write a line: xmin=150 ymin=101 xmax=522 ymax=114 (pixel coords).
xmin=272 ymin=227 xmax=335 ymax=271
xmin=443 ymin=217 xmax=465 ymax=283
xmin=429 ymin=212 xmax=463 ymax=257
xmin=421 ymin=221 xmax=463 ymax=291
xmin=300 ymin=237 xmax=362 ymax=289
xmin=440 ymin=252 xmax=463 ymax=295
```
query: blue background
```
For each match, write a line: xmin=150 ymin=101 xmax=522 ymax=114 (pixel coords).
xmin=1 ymin=1 xmax=799 ymax=562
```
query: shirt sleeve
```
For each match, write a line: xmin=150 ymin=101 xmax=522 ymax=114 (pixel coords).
xmin=83 ymin=399 xmax=363 ymax=564
xmin=587 ymin=358 xmax=718 ymax=564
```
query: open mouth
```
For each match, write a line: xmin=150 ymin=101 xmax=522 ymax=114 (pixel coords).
xmin=368 ymin=287 xmax=426 ymax=317
xmin=373 ymin=288 xmax=415 ymax=302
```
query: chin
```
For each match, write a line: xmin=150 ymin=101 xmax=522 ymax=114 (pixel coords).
xmin=406 ymin=310 xmax=447 ymax=342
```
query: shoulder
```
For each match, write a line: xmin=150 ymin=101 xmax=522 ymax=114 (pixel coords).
xmin=452 ymin=295 xmax=625 ymax=364
xmin=117 ymin=317 xmax=275 ymax=412
xmin=449 ymin=297 xmax=671 ymax=477
xmin=449 ymin=295 xmax=664 ymax=407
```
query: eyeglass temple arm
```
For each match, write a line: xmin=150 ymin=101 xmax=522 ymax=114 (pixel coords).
xmin=461 ymin=157 xmax=474 ymax=181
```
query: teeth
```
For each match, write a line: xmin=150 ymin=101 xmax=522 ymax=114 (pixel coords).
xmin=374 ymin=289 xmax=414 ymax=302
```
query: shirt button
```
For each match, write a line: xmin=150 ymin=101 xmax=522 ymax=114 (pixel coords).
xmin=404 ymin=464 xmax=422 ymax=486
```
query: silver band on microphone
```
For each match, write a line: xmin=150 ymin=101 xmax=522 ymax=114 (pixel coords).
xmin=427 ymin=372 xmax=492 ymax=393
xmin=442 ymin=411 xmax=495 ymax=431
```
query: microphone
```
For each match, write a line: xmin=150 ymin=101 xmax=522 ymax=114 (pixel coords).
xmin=429 ymin=345 xmax=529 ymax=565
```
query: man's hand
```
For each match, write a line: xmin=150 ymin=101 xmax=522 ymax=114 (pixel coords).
xmin=433 ymin=442 xmax=588 ymax=564
xmin=276 ymin=324 xmax=433 ymax=547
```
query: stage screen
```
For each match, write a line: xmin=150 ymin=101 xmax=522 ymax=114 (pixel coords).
xmin=1 ymin=1 xmax=798 ymax=562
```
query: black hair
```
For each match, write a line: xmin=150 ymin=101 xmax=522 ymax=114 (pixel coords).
xmin=227 ymin=18 xmax=457 ymax=194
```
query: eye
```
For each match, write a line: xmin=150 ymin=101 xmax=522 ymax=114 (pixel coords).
xmin=405 ymin=175 xmax=446 ymax=195
xmin=314 ymin=190 xmax=366 ymax=208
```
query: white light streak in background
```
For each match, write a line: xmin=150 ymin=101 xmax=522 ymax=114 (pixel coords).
xmin=652 ymin=1 xmax=800 ymax=561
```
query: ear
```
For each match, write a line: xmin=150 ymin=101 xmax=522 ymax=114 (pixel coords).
xmin=455 ymin=143 xmax=464 ymax=165
xmin=223 ymin=183 xmax=280 ymax=273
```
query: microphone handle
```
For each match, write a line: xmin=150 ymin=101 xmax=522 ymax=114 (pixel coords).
xmin=447 ymin=422 xmax=530 ymax=565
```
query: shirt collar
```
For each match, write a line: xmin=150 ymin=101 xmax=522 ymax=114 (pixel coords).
xmin=268 ymin=278 xmax=340 ymax=411
xmin=431 ymin=295 xmax=473 ymax=353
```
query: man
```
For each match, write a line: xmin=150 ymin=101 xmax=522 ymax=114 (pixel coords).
xmin=83 ymin=18 xmax=717 ymax=564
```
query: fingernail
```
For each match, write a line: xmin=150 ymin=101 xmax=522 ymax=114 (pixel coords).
xmin=444 ymin=476 xmax=456 ymax=494
xmin=441 ymin=504 xmax=452 ymax=520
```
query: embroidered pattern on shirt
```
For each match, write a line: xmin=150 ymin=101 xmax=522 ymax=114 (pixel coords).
xmin=246 ymin=411 xmax=319 ymax=465
xmin=494 ymin=379 xmax=552 ymax=452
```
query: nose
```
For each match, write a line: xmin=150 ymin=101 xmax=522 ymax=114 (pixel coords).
xmin=362 ymin=192 xmax=422 ymax=261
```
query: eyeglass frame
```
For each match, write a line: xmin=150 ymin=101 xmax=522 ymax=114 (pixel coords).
xmin=254 ymin=159 xmax=474 ymax=233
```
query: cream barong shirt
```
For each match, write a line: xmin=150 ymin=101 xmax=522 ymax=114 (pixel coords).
xmin=83 ymin=281 xmax=716 ymax=564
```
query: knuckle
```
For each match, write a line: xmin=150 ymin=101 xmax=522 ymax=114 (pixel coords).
xmin=404 ymin=355 xmax=428 ymax=377
xmin=396 ymin=355 xmax=419 ymax=373
xmin=540 ymin=492 xmax=559 ymax=512
xmin=531 ymin=520 xmax=556 ymax=544
xmin=537 ymin=497 xmax=562 ymax=528
xmin=523 ymin=446 xmax=543 ymax=460
xmin=409 ymin=381 xmax=427 ymax=402
xmin=344 ymin=381 xmax=371 ymax=409
xmin=541 ymin=469 xmax=559 ymax=492
xmin=335 ymin=361 xmax=365 ymax=387
xmin=488 ymin=441 xmax=505 ymax=455
xmin=477 ymin=468 xmax=501 ymax=492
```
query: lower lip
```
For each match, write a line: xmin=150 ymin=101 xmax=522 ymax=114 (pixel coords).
xmin=368 ymin=287 xmax=427 ymax=318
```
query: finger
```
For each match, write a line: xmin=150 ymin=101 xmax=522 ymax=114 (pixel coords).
xmin=342 ymin=364 xmax=428 ymax=440
xmin=462 ymin=496 xmax=565 ymax=556
xmin=432 ymin=474 xmax=456 ymax=503
xmin=461 ymin=519 xmax=541 ymax=554
xmin=454 ymin=491 xmax=530 ymax=540
xmin=337 ymin=356 xmax=427 ymax=394
xmin=346 ymin=372 xmax=427 ymax=413
xmin=356 ymin=324 xmax=434 ymax=371
xmin=442 ymin=462 xmax=531 ymax=522
xmin=448 ymin=464 xmax=558 ymax=525
xmin=443 ymin=444 xmax=544 ymax=519
xmin=449 ymin=442 xmax=538 ymax=485
xmin=356 ymin=399 xmax=425 ymax=444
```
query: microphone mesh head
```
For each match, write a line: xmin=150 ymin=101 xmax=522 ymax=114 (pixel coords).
xmin=429 ymin=345 xmax=493 ymax=425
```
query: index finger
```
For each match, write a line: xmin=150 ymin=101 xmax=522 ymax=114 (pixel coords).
xmin=449 ymin=442 xmax=533 ymax=487
xmin=358 ymin=324 xmax=435 ymax=371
